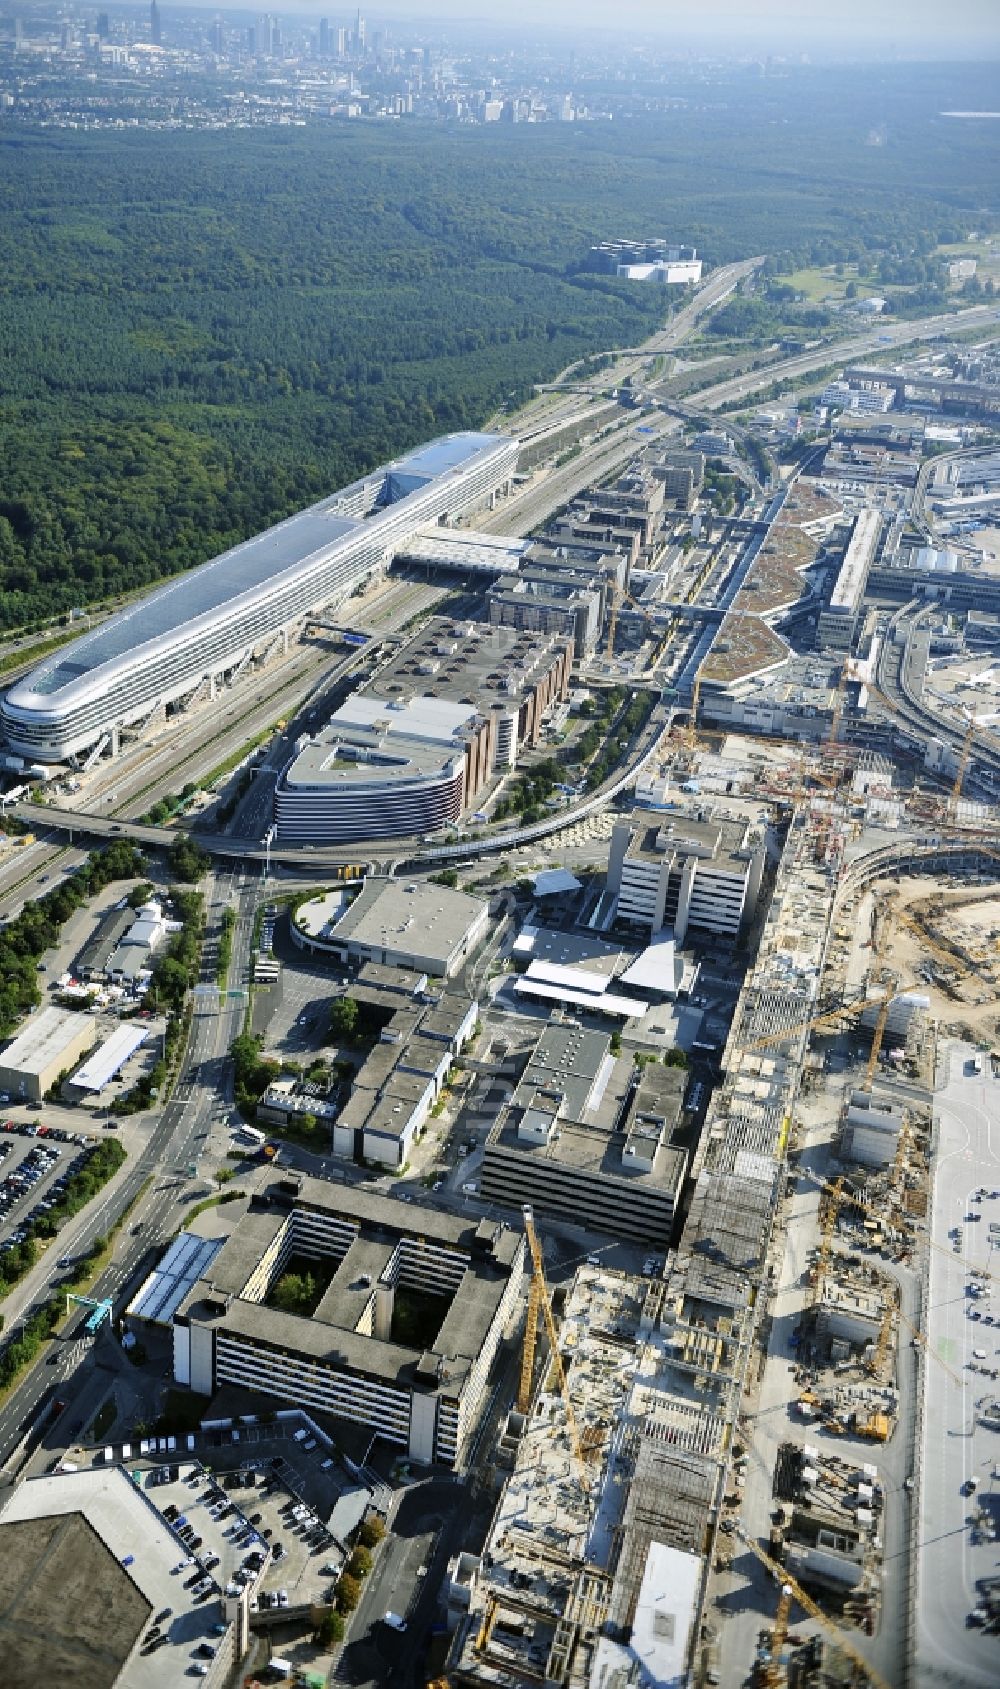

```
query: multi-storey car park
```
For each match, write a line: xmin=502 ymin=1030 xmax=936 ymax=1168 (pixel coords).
xmin=1 ymin=432 xmax=518 ymax=765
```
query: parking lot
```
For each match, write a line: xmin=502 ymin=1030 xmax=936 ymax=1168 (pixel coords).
xmin=916 ymin=1042 xmax=1000 ymax=1686
xmin=0 ymin=1121 xmax=89 ymax=1256
xmin=98 ymin=1425 xmax=381 ymax=1619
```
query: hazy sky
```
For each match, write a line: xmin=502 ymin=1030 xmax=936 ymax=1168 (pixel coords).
xmin=323 ymin=2 xmax=1000 ymax=57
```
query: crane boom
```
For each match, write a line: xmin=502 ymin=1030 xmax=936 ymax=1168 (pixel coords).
xmin=521 ymin=1206 xmax=592 ymax=1492
xmin=737 ymin=1530 xmax=892 ymax=1689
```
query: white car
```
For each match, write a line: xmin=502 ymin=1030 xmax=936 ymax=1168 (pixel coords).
xmin=384 ymin=1611 xmax=407 ymax=1632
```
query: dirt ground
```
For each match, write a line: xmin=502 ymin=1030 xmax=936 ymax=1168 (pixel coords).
xmin=868 ymin=873 xmax=1000 ymax=1043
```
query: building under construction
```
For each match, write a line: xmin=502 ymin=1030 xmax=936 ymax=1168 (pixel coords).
xmin=445 ymin=1263 xmax=727 ymax=1687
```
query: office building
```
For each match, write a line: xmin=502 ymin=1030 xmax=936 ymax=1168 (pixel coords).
xmin=480 ymin=1026 xmax=688 ymax=1245
xmin=318 ymin=16 xmax=329 ymax=54
xmin=608 ymin=808 xmax=766 ymax=942
xmin=262 ymin=961 xmax=478 ymax=1169
xmin=0 ymin=1006 xmax=98 ymax=1103
xmin=274 ymin=617 xmax=571 ymax=843
xmin=149 ymin=0 xmax=160 ymax=44
xmin=172 ymin=1177 xmax=525 ymax=1467
xmin=3 ymin=434 xmax=517 ymax=765
xmin=486 ymin=568 xmax=603 ymax=658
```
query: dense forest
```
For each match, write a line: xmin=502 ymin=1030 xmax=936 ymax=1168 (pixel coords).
xmin=0 ymin=59 xmax=996 ymax=631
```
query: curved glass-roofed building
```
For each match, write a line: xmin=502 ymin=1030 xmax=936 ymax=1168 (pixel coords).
xmin=2 ymin=432 xmax=517 ymax=763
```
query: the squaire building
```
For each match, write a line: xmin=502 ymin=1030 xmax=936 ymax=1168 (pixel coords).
xmin=1 ymin=433 xmax=518 ymax=764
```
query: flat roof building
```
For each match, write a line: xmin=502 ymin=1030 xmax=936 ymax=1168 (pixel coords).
xmin=608 ymin=807 xmax=766 ymax=943
xmin=817 ymin=508 xmax=881 ymax=653
xmin=293 ymin=879 xmax=489 ymax=979
xmin=0 ymin=1006 xmax=98 ymax=1103
xmin=172 ymin=1178 xmax=525 ymax=1468
xmin=481 ymin=1026 xmax=688 ymax=1246
xmin=0 ymin=1465 xmax=241 ymax=1689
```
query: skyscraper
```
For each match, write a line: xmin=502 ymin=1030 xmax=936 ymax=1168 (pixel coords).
xmin=96 ymin=12 xmax=110 ymax=39
xmin=336 ymin=25 xmax=346 ymax=56
xmin=209 ymin=15 xmax=222 ymax=54
xmin=319 ymin=17 xmax=330 ymax=55
xmin=355 ymin=9 xmax=365 ymax=54
xmin=149 ymin=0 xmax=161 ymax=45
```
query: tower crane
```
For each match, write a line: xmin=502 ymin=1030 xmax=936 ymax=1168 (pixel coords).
xmin=519 ymin=1206 xmax=592 ymax=1493
xmin=951 ymin=708 xmax=977 ymax=809
xmin=737 ymin=1529 xmax=892 ymax=1689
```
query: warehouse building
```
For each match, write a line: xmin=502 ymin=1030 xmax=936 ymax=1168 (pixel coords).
xmin=608 ymin=807 xmax=766 ymax=942
xmin=480 ymin=1025 xmax=688 ymax=1246
xmin=172 ymin=1178 xmax=525 ymax=1467
xmin=0 ymin=1006 xmax=98 ymax=1103
xmin=293 ymin=879 xmax=489 ymax=978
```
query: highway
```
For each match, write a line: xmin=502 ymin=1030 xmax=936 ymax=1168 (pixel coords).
xmin=678 ymin=302 xmax=1000 ymax=412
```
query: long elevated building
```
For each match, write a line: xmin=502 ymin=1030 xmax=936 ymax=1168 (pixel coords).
xmin=2 ymin=433 xmax=517 ymax=764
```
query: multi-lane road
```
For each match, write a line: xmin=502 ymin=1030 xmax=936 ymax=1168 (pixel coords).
xmin=0 ymin=861 xmax=260 ymax=1465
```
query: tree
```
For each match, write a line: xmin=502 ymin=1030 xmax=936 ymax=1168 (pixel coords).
xmin=329 ymin=996 xmax=360 ymax=1042
xmin=270 ymin=1271 xmax=318 ymax=1316
xmin=316 ymin=1610 xmax=345 ymax=1647
xmin=663 ymin=1047 xmax=689 ymax=1069
xmin=845 ymin=280 xmax=858 ymax=299
xmin=168 ymin=835 xmax=209 ymax=882
xmin=335 ymin=1573 xmax=361 ymax=1614
xmin=347 ymin=1546 xmax=372 ymax=1579
xmin=356 ymin=1516 xmax=386 ymax=1549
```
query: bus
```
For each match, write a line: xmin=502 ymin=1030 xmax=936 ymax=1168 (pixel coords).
xmin=236 ymin=1124 xmax=266 ymax=1147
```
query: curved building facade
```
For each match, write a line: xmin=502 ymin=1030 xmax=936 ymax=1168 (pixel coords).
xmin=2 ymin=433 xmax=517 ymax=763
xmin=275 ymin=736 xmax=467 ymax=844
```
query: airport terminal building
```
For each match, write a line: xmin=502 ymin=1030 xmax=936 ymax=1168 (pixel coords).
xmin=2 ymin=433 xmax=518 ymax=764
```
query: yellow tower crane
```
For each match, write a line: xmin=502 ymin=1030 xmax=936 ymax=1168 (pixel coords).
xmin=737 ymin=1529 xmax=892 ymax=1689
xmin=758 ymin=1581 xmax=794 ymax=1689
xmin=861 ymin=988 xmax=895 ymax=1093
xmin=811 ymin=1176 xmax=844 ymax=1300
xmin=951 ymin=708 xmax=977 ymax=809
xmin=518 ymin=1205 xmax=592 ymax=1493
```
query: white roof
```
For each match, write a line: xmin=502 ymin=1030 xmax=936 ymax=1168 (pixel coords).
xmin=127 ymin=1229 xmax=225 ymax=1325
xmin=630 ymin=1540 xmax=702 ymax=1686
xmin=69 ymin=1022 xmax=149 ymax=1092
xmin=620 ymin=934 xmax=680 ymax=995
xmin=333 ymin=691 xmax=477 ymax=744
xmin=514 ymin=978 xmax=647 ymax=1019
xmin=524 ymin=959 xmax=610 ymax=997
xmin=532 ymin=867 xmax=582 ymax=897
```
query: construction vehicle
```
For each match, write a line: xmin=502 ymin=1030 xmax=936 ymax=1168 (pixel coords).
xmin=737 ymin=1529 xmax=891 ymax=1689
xmin=518 ymin=1206 xmax=592 ymax=1492
xmin=801 ymin=1166 xmax=991 ymax=1286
